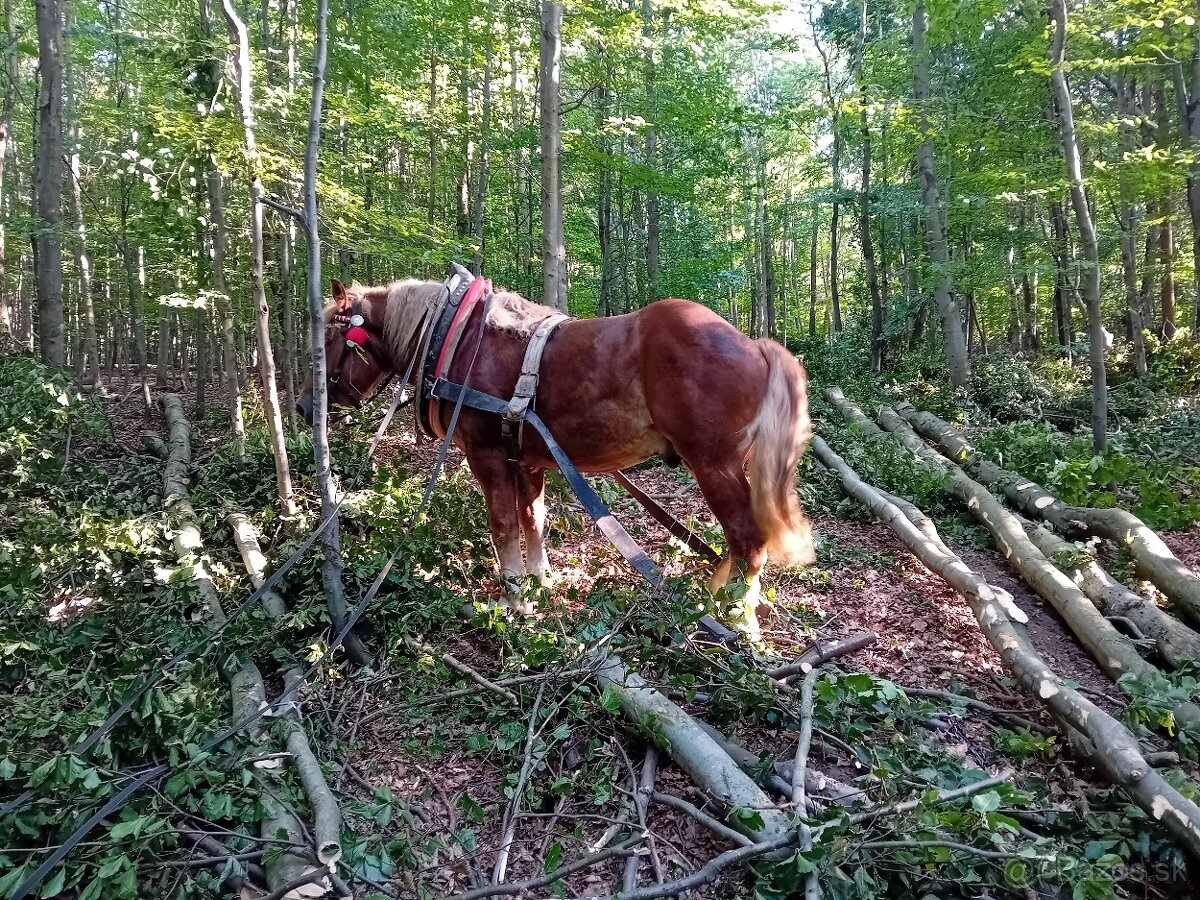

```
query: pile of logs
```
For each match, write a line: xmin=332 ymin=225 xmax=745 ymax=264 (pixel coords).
xmin=821 ymin=387 xmax=1200 ymax=857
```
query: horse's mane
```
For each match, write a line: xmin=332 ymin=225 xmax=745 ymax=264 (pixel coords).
xmin=369 ymin=279 xmax=560 ymax=364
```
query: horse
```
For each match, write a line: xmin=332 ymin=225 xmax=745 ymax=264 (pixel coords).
xmin=296 ymin=277 xmax=815 ymax=637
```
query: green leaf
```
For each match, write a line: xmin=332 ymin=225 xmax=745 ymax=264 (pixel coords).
xmin=110 ymin=816 xmax=147 ymax=841
xmin=38 ymin=867 xmax=66 ymax=899
xmin=971 ymin=790 xmax=1001 ymax=813
xmin=544 ymin=841 xmax=563 ymax=873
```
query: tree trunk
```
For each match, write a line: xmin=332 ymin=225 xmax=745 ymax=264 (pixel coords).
xmin=597 ymin=73 xmax=615 ymax=318
xmin=303 ymin=0 xmax=368 ymax=665
xmin=1117 ymin=79 xmax=1147 ymax=373
xmin=0 ymin=0 xmax=15 ymax=343
xmin=427 ymin=49 xmax=438 ymax=228
xmin=1019 ymin=203 xmax=1040 ymax=350
xmin=1171 ymin=23 xmax=1200 ymax=336
xmin=206 ymin=160 xmax=246 ymax=460
xmin=912 ymin=0 xmax=969 ymax=388
xmin=224 ymin=0 xmax=296 ymax=515
xmin=62 ymin=5 xmax=97 ymax=385
xmin=642 ymin=0 xmax=660 ymax=302
xmin=858 ymin=17 xmax=882 ymax=369
xmin=470 ymin=0 xmax=494 ymax=275
xmin=539 ymin=0 xmax=567 ymax=312
xmin=279 ymin=220 xmax=298 ymax=431
xmin=808 ymin=207 xmax=818 ymax=336
xmin=1049 ymin=0 xmax=1106 ymax=452
xmin=1159 ymin=197 xmax=1176 ymax=338
xmin=1048 ymin=199 xmax=1073 ymax=352
xmin=34 ymin=0 xmax=64 ymax=366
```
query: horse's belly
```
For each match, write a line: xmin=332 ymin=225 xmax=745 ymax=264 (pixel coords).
xmin=525 ymin=402 xmax=665 ymax=473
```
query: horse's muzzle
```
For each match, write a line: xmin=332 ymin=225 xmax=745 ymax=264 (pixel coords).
xmin=296 ymin=393 xmax=314 ymax=425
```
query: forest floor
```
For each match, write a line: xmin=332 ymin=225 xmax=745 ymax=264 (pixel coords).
xmin=32 ymin=369 xmax=1200 ymax=899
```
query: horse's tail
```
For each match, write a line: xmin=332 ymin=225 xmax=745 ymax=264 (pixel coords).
xmin=743 ymin=340 xmax=815 ymax=567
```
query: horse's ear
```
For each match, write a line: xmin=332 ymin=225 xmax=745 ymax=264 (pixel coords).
xmin=349 ymin=279 xmax=364 ymax=290
xmin=331 ymin=279 xmax=349 ymax=309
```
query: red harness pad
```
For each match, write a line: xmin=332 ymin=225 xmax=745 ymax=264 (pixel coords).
xmin=427 ymin=277 xmax=491 ymax=429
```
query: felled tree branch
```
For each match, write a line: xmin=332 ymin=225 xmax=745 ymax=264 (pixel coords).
xmin=767 ymin=631 xmax=877 ymax=680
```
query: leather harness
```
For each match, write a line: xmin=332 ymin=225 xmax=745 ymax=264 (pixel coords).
xmin=417 ymin=264 xmax=569 ymax=467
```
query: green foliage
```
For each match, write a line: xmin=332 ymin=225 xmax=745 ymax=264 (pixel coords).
xmin=976 ymin=414 xmax=1200 ymax=531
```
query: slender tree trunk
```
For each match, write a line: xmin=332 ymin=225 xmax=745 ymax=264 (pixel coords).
xmin=1170 ymin=21 xmax=1200 ymax=336
xmin=913 ymin=0 xmax=970 ymax=387
xmin=1048 ymin=199 xmax=1073 ymax=350
xmin=34 ymin=0 xmax=64 ymax=366
xmin=302 ymin=0 xmax=368 ymax=664
xmin=206 ymin=162 xmax=246 ymax=459
xmin=642 ymin=0 xmax=660 ymax=302
xmin=279 ymin=221 xmax=297 ymax=431
xmin=1159 ymin=197 xmax=1176 ymax=338
xmin=156 ymin=307 xmax=171 ymax=388
xmin=470 ymin=0 xmax=494 ymax=275
xmin=0 ymin=0 xmax=15 ymax=342
xmin=597 ymin=73 xmax=615 ymax=318
xmin=224 ymin=0 xmax=296 ymax=516
xmin=808 ymin=207 xmax=818 ymax=336
xmin=427 ymin=49 xmax=437 ymax=227
xmin=62 ymin=5 xmax=97 ymax=385
xmin=1018 ymin=201 xmax=1039 ymax=350
xmin=539 ymin=0 xmax=567 ymax=312
xmin=1117 ymin=78 xmax=1146 ymax=373
xmin=1050 ymin=0 xmax=1106 ymax=452
xmin=858 ymin=0 xmax=882 ymax=372
xmin=193 ymin=202 xmax=209 ymax=412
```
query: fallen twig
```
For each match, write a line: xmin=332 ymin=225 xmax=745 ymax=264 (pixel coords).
xmin=901 ymin=687 xmax=1054 ymax=737
xmin=791 ymin=666 xmax=822 ymax=900
xmin=767 ymin=631 xmax=878 ymax=680
xmin=448 ymin=835 xmax=644 ymax=900
xmin=404 ymin=636 xmax=519 ymax=705
xmin=650 ymin=791 xmax=752 ymax=847
xmin=492 ymin=682 xmax=547 ymax=883
xmin=622 ymin=746 xmax=663 ymax=892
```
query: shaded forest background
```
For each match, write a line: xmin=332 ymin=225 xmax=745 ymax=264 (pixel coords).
xmin=4 ymin=0 xmax=1197 ymax=409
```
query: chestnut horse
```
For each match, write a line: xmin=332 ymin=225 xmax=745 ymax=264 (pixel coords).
xmin=297 ymin=278 xmax=814 ymax=634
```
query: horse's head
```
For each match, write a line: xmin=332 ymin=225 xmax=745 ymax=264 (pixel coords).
xmin=296 ymin=279 xmax=393 ymax=425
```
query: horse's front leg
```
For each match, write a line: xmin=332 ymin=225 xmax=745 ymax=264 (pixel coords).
xmin=518 ymin=467 xmax=550 ymax=582
xmin=466 ymin=451 xmax=528 ymax=611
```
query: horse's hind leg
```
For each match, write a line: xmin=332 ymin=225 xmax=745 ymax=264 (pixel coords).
xmin=467 ymin=450 xmax=529 ymax=611
xmin=690 ymin=462 xmax=770 ymax=640
xmin=517 ymin=467 xmax=550 ymax=582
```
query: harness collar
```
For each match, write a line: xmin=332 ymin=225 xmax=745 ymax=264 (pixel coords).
xmin=417 ymin=264 xmax=490 ymax=437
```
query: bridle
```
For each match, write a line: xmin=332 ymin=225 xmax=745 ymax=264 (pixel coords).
xmin=328 ymin=299 xmax=395 ymax=406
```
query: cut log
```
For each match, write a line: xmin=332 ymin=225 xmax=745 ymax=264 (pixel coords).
xmin=158 ymin=396 xmax=338 ymax=895
xmin=1022 ymin=521 xmax=1200 ymax=668
xmin=693 ymin=720 xmax=861 ymax=807
xmin=851 ymin=398 xmax=1200 ymax=729
xmin=813 ymin=423 xmax=1200 ymax=857
xmin=895 ymin=402 xmax=1200 ymax=627
xmin=226 ymin=514 xmax=344 ymax=868
xmin=591 ymin=652 xmax=791 ymax=843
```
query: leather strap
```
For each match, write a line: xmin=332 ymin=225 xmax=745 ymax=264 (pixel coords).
xmin=507 ymin=313 xmax=569 ymax=421
xmin=612 ymin=470 xmax=721 ymax=563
